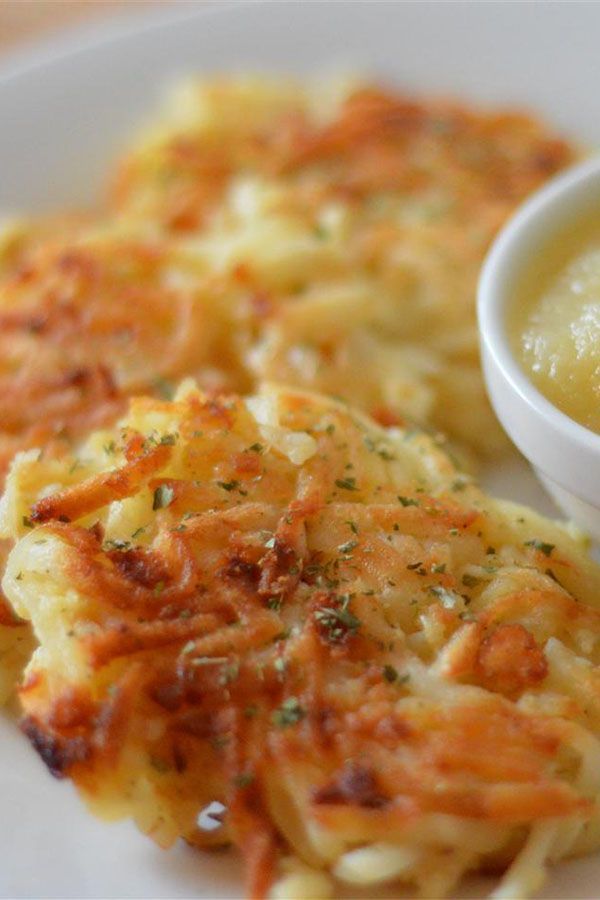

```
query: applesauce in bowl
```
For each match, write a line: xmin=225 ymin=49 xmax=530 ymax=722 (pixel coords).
xmin=479 ymin=156 xmax=600 ymax=539
xmin=510 ymin=215 xmax=600 ymax=434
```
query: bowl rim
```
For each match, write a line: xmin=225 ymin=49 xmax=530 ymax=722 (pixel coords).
xmin=478 ymin=154 xmax=600 ymax=457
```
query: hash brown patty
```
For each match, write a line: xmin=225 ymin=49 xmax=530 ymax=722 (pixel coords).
xmin=3 ymin=384 xmax=600 ymax=898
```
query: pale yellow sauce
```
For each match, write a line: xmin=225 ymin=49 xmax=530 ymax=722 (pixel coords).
xmin=511 ymin=220 xmax=600 ymax=433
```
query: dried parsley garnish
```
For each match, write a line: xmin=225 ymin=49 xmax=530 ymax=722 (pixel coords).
xmin=153 ymin=484 xmax=174 ymax=510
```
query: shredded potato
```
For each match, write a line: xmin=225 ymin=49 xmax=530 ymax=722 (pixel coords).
xmin=4 ymin=383 xmax=600 ymax=899
xmin=0 ymin=74 xmax=590 ymax=897
xmin=0 ymin=77 xmax=577 ymax=702
xmin=0 ymin=225 xmax=244 ymax=701
xmin=112 ymin=76 xmax=576 ymax=455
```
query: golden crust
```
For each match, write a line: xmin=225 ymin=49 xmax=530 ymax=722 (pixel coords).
xmin=114 ymin=84 xmax=573 ymax=238
xmin=4 ymin=384 xmax=600 ymax=898
xmin=0 ymin=72 xmax=598 ymax=895
xmin=0 ymin=233 xmax=245 ymax=476
xmin=0 ymin=225 xmax=246 ymax=696
xmin=0 ymin=80 xmax=577 ymax=495
xmin=112 ymin=80 xmax=577 ymax=456
xmin=0 ymin=79 xmax=577 ymax=484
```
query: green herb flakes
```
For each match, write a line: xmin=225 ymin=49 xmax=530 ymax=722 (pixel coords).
xmin=383 ymin=664 xmax=398 ymax=683
xmin=525 ymin=539 xmax=555 ymax=557
xmin=153 ymin=484 xmax=174 ymax=510
xmin=462 ymin=573 xmax=481 ymax=588
xmin=398 ymin=496 xmax=419 ymax=507
xmin=233 ymin=773 xmax=254 ymax=788
xmin=430 ymin=585 xmax=458 ymax=608
xmin=217 ymin=480 xmax=239 ymax=492
xmin=338 ymin=539 xmax=358 ymax=556
xmin=335 ymin=477 xmax=358 ymax=491
xmin=314 ymin=603 xmax=360 ymax=640
xmin=272 ymin=697 xmax=306 ymax=728
xmin=217 ymin=480 xmax=247 ymax=495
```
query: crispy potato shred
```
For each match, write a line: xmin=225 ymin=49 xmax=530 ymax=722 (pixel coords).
xmin=0 ymin=77 xmax=592 ymax=898
xmin=0 ymin=78 xmax=576 ymax=474
xmin=0 ymin=77 xmax=577 ymax=703
xmin=3 ymin=383 xmax=600 ymax=899
xmin=110 ymin=77 xmax=576 ymax=459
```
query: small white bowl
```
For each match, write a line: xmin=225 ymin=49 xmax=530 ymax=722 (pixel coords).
xmin=478 ymin=156 xmax=600 ymax=540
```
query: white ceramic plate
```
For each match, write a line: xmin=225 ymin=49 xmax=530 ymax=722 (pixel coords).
xmin=1 ymin=2 xmax=599 ymax=897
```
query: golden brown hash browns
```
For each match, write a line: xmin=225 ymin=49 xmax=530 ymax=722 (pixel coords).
xmin=111 ymin=78 xmax=576 ymax=454
xmin=0 ymin=78 xmax=576 ymax=476
xmin=0 ymin=230 xmax=244 ymax=475
xmin=0 ymin=224 xmax=250 ymax=694
xmin=4 ymin=384 xmax=600 ymax=899
xmin=0 ymin=78 xmax=577 ymax=700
